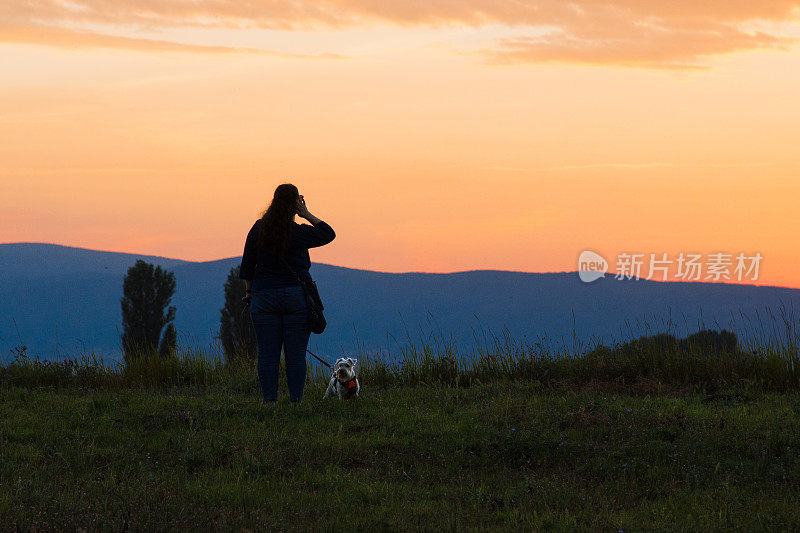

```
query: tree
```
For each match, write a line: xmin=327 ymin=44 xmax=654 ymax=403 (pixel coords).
xmin=120 ymin=260 xmax=177 ymax=362
xmin=218 ymin=266 xmax=256 ymax=365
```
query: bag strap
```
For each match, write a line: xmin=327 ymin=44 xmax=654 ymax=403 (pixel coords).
xmin=281 ymin=255 xmax=324 ymax=313
xmin=279 ymin=255 xmax=305 ymax=286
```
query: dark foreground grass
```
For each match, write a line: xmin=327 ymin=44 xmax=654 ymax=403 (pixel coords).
xmin=2 ymin=382 xmax=800 ymax=530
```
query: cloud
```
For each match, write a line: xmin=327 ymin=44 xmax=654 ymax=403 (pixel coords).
xmin=481 ymin=24 xmax=795 ymax=69
xmin=0 ymin=21 xmax=346 ymax=58
xmin=485 ymin=161 xmax=779 ymax=172
xmin=1 ymin=1 xmax=799 ymax=67
xmin=0 ymin=22 xmax=258 ymax=54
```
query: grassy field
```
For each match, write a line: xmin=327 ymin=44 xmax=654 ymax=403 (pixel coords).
xmin=2 ymin=322 xmax=800 ymax=530
xmin=2 ymin=380 xmax=800 ymax=530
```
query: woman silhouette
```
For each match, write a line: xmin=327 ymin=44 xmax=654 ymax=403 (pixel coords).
xmin=238 ymin=184 xmax=336 ymax=404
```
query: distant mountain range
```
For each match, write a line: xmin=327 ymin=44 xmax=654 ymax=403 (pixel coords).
xmin=1 ymin=243 xmax=799 ymax=364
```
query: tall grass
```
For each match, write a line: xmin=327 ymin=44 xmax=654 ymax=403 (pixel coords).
xmin=3 ymin=304 xmax=800 ymax=393
xmin=1 ymin=344 xmax=238 ymax=390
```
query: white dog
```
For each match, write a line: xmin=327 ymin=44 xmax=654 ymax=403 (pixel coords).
xmin=323 ymin=357 xmax=360 ymax=399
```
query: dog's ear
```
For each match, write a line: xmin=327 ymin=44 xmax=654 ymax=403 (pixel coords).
xmin=349 ymin=358 xmax=358 ymax=369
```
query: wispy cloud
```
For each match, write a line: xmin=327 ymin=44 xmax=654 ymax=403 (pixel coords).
xmin=485 ymin=162 xmax=779 ymax=172
xmin=480 ymin=21 xmax=794 ymax=69
xmin=2 ymin=1 xmax=799 ymax=67
xmin=0 ymin=21 xmax=346 ymax=57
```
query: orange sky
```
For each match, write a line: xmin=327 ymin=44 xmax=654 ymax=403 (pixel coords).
xmin=2 ymin=1 xmax=800 ymax=287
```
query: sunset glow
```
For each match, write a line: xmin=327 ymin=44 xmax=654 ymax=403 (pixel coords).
xmin=2 ymin=1 xmax=800 ymax=287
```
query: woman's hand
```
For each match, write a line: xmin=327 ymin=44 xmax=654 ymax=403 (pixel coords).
xmin=296 ymin=194 xmax=322 ymax=224
xmin=295 ymin=195 xmax=310 ymax=219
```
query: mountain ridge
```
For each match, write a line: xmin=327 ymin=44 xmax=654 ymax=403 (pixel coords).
xmin=3 ymin=242 xmax=793 ymax=289
xmin=2 ymin=243 xmax=799 ymax=364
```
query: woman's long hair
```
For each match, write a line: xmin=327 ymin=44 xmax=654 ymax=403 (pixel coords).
xmin=257 ymin=183 xmax=299 ymax=257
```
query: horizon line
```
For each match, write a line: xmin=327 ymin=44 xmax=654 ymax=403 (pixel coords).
xmin=3 ymin=241 xmax=798 ymax=291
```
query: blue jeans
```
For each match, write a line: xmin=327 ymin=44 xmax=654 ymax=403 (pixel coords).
xmin=249 ymin=285 xmax=310 ymax=402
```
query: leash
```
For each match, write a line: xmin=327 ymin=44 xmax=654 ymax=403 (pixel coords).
xmin=306 ymin=348 xmax=333 ymax=369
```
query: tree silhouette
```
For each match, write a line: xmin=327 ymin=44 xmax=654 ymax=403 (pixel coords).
xmin=218 ymin=266 xmax=256 ymax=365
xmin=120 ymin=260 xmax=177 ymax=362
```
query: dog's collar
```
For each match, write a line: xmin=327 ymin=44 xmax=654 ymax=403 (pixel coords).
xmin=333 ymin=373 xmax=358 ymax=390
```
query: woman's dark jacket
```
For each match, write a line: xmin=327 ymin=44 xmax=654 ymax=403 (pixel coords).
xmin=238 ymin=219 xmax=335 ymax=289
